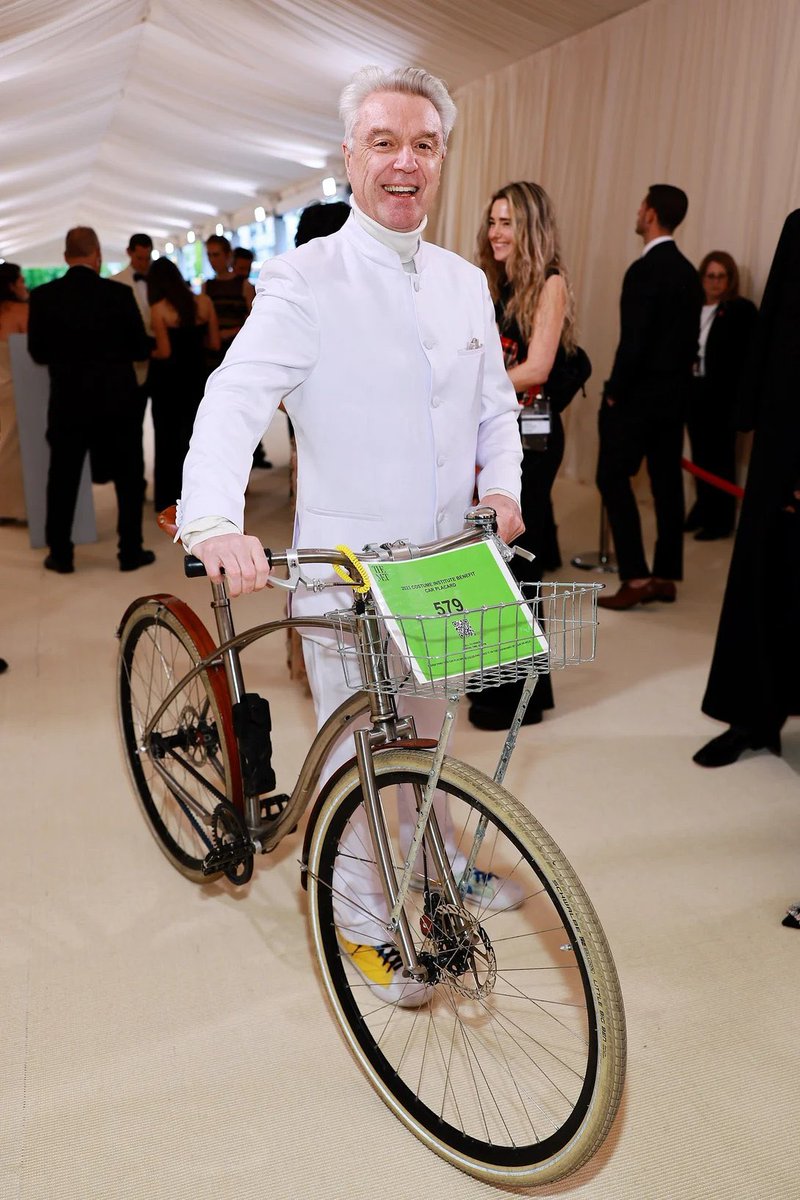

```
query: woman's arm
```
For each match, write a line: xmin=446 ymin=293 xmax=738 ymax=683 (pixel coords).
xmin=150 ymin=303 xmax=172 ymax=359
xmin=506 ymin=274 xmax=566 ymax=393
xmin=198 ymin=294 xmax=221 ymax=351
xmin=243 ymin=280 xmax=256 ymax=310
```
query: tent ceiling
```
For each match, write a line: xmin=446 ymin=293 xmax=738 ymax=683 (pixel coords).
xmin=1 ymin=0 xmax=647 ymax=264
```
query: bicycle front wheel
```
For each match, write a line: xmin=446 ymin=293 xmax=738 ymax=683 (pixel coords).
xmin=306 ymin=749 xmax=625 ymax=1188
xmin=117 ymin=596 xmax=242 ymax=882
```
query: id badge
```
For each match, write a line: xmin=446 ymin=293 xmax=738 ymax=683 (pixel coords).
xmin=520 ymin=410 xmax=551 ymax=438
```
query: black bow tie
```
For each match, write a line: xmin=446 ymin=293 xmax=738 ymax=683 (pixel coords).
xmin=133 ymin=272 xmax=147 ymax=282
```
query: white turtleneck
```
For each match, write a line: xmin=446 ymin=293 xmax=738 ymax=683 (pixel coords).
xmin=350 ymin=197 xmax=426 ymax=273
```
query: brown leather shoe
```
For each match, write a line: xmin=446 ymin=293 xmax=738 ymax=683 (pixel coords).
xmin=650 ymin=579 xmax=677 ymax=602
xmin=597 ymin=579 xmax=659 ymax=610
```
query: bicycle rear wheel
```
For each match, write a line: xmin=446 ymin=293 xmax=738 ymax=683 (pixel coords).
xmin=117 ymin=596 xmax=242 ymax=881
xmin=306 ymin=749 xmax=625 ymax=1187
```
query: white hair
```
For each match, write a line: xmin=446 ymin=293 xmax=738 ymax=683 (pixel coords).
xmin=339 ymin=66 xmax=457 ymax=149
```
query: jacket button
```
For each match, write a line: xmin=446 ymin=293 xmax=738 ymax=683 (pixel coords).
xmin=437 ymin=455 xmax=445 ymax=467
xmin=431 ymin=395 xmax=441 ymax=408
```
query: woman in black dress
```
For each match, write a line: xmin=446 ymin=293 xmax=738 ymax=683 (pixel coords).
xmin=694 ymin=212 xmax=800 ymax=767
xmin=148 ymin=258 xmax=219 ymax=512
xmin=685 ymin=251 xmax=757 ymax=540
xmin=468 ymin=181 xmax=577 ymax=730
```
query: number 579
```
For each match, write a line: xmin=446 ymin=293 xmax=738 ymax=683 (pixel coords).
xmin=433 ymin=597 xmax=464 ymax=615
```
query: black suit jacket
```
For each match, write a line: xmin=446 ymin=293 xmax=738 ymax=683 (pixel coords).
xmin=608 ymin=240 xmax=703 ymax=412
xmin=28 ymin=266 xmax=150 ymax=425
xmin=703 ymin=295 xmax=758 ymax=408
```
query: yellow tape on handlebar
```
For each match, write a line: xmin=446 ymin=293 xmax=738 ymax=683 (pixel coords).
xmin=334 ymin=544 xmax=371 ymax=594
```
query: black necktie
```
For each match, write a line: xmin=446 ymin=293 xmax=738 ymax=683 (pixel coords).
xmin=133 ymin=272 xmax=146 ymax=282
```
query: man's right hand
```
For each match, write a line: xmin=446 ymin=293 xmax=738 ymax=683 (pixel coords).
xmin=192 ymin=533 xmax=271 ymax=596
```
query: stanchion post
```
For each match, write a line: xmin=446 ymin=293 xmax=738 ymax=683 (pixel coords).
xmin=570 ymin=502 xmax=618 ymax=573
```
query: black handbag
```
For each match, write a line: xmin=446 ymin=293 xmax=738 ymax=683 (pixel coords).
xmin=544 ymin=344 xmax=592 ymax=413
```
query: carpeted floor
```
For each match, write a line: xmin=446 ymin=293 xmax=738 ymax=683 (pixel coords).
xmin=2 ymin=420 xmax=798 ymax=1199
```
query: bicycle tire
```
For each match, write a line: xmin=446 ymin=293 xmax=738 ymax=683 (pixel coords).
xmin=306 ymin=748 xmax=625 ymax=1187
xmin=117 ymin=595 xmax=242 ymax=882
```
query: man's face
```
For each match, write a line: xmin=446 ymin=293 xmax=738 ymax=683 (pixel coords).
xmin=207 ymin=244 xmax=231 ymax=275
xmin=343 ymin=91 xmax=445 ymax=232
xmin=128 ymin=245 xmax=152 ymax=274
xmin=635 ymin=197 xmax=653 ymax=239
xmin=232 ymin=257 xmax=252 ymax=279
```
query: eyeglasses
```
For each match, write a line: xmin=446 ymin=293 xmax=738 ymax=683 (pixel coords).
xmin=704 ymin=271 xmax=728 ymax=280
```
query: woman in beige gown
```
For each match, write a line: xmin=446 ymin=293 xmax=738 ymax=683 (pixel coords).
xmin=0 ymin=262 xmax=29 ymax=523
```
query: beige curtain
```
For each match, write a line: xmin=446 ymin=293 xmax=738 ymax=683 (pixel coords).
xmin=430 ymin=0 xmax=800 ymax=484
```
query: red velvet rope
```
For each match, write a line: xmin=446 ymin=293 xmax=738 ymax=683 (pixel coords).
xmin=681 ymin=458 xmax=744 ymax=498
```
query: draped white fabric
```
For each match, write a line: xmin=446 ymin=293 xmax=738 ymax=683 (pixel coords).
xmin=430 ymin=0 xmax=800 ymax=482
xmin=0 ymin=0 xmax=646 ymax=264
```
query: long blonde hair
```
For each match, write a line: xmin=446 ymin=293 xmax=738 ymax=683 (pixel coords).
xmin=477 ymin=181 xmax=576 ymax=353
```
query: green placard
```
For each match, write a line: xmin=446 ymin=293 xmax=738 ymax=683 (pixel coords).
xmin=363 ymin=541 xmax=547 ymax=685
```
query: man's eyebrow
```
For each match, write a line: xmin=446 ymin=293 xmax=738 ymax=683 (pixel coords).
xmin=363 ymin=126 xmax=442 ymax=143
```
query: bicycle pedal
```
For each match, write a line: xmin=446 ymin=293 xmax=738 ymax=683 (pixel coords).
xmin=259 ymin=792 xmax=291 ymax=822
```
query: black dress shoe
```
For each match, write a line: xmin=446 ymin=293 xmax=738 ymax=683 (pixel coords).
xmin=119 ymin=549 xmax=156 ymax=572
xmin=252 ymin=446 xmax=273 ymax=469
xmin=0 ymin=658 xmax=8 ymax=674
xmin=693 ymin=726 xmax=781 ymax=767
xmin=44 ymin=553 xmax=74 ymax=574
xmin=684 ymin=511 xmax=702 ymax=533
xmin=468 ymin=703 xmax=543 ymax=730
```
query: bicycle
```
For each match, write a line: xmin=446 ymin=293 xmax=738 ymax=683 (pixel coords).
xmin=116 ymin=506 xmax=626 ymax=1187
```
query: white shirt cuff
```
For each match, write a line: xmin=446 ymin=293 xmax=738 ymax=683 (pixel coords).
xmin=177 ymin=516 xmax=241 ymax=554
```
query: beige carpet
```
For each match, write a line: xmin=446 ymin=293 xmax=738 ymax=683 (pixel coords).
xmin=2 ymin=421 xmax=799 ymax=1200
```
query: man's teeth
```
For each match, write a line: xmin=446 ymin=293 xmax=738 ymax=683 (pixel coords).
xmin=384 ymin=186 xmax=418 ymax=193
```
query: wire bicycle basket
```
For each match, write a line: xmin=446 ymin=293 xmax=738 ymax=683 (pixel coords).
xmin=328 ymin=580 xmax=602 ymax=698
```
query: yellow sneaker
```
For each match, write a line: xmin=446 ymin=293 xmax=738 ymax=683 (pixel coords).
xmin=337 ymin=935 xmax=430 ymax=1008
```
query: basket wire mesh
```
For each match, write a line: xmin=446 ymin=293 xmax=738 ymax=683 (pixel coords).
xmin=328 ymin=580 xmax=602 ymax=698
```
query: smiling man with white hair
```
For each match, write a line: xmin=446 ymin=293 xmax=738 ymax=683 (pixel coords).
xmin=176 ymin=66 xmax=524 ymax=1001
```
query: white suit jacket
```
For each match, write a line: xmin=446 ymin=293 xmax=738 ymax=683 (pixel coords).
xmin=110 ymin=264 xmax=151 ymax=386
xmin=179 ymin=216 xmax=522 ymax=617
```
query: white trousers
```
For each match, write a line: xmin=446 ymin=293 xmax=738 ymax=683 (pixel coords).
xmin=302 ymin=638 xmax=450 ymax=943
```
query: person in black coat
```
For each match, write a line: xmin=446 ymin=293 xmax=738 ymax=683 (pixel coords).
xmin=597 ymin=185 xmax=703 ymax=610
xmin=685 ymin=251 xmax=758 ymax=540
xmin=694 ymin=211 xmax=800 ymax=767
xmin=28 ymin=226 xmax=155 ymax=572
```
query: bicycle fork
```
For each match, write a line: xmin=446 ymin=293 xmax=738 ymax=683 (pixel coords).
xmin=354 ymin=694 xmax=471 ymax=983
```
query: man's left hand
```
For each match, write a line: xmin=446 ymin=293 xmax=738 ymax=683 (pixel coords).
xmin=481 ymin=493 xmax=525 ymax=544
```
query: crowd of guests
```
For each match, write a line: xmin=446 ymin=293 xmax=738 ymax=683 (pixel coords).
xmin=0 ymin=178 xmax=794 ymax=770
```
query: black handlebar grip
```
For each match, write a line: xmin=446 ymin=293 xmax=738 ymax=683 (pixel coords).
xmin=183 ymin=548 xmax=273 ymax=579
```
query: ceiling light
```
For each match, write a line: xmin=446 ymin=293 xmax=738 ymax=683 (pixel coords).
xmin=254 ymin=205 xmax=266 ymax=223
xmin=186 ymin=231 xmax=195 ymax=244
xmin=215 ymin=223 xmax=224 ymax=236
xmin=165 ymin=242 xmax=174 ymax=255
xmin=322 ymin=177 xmax=337 ymax=198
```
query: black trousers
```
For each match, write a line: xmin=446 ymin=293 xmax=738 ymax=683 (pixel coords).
xmin=45 ymin=401 xmax=144 ymax=562
xmin=467 ymin=421 xmax=563 ymax=721
xmin=516 ymin=413 xmax=564 ymax=572
xmin=685 ymin=377 xmax=737 ymax=534
xmin=596 ymin=401 xmax=684 ymax=581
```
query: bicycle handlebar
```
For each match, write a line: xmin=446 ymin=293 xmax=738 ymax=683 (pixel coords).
xmin=182 ymin=506 xmax=503 ymax=582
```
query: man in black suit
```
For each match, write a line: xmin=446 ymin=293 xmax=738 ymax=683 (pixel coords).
xmin=597 ymin=185 xmax=703 ymax=609
xmin=28 ymin=226 xmax=155 ymax=573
